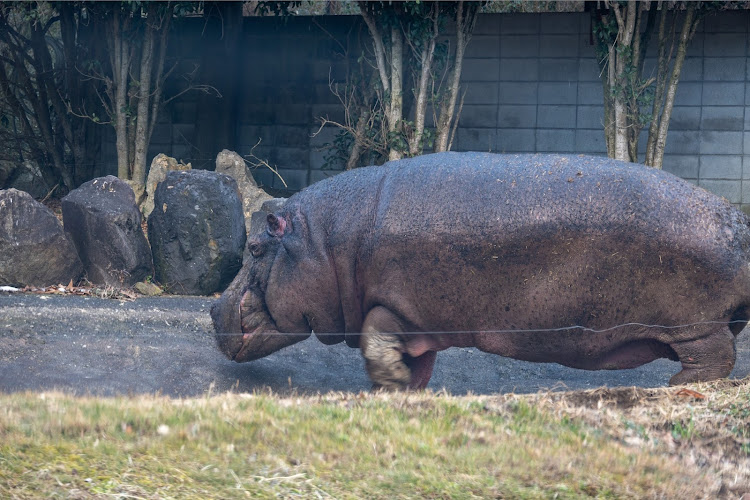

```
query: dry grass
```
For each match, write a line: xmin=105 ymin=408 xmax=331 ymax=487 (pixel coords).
xmin=491 ymin=378 xmax=750 ymax=497
xmin=3 ymin=381 xmax=748 ymax=498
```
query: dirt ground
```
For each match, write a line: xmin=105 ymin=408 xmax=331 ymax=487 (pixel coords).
xmin=2 ymin=291 xmax=750 ymax=397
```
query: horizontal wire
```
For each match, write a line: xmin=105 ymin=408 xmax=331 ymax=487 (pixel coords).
xmin=211 ymin=319 xmax=750 ymax=337
xmin=3 ymin=320 xmax=746 ymax=338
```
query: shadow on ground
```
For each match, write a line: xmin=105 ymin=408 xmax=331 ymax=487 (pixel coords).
xmin=2 ymin=294 xmax=748 ymax=397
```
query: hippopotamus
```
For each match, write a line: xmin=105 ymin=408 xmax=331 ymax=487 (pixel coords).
xmin=211 ymin=152 xmax=750 ymax=390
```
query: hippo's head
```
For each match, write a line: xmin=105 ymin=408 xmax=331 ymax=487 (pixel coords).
xmin=211 ymin=213 xmax=310 ymax=362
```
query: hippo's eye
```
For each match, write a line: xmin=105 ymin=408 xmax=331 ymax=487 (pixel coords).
xmin=249 ymin=242 xmax=264 ymax=258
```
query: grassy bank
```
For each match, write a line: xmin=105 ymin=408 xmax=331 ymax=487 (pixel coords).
xmin=1 ymin=381 xmax=749 ymax=499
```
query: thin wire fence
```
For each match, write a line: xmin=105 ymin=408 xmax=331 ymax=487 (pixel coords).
xmin=210 ymin=319 xmax=750 ymax=337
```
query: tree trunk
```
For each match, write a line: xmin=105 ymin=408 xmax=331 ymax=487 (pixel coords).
xmin=358 ymin=3 xmax=390 ymax=97
xmin=388 ymin=25 xmax=403 ymax=161
xmin=645 ymin=6 xmax=669 ymax=167
xmin=408 ymin=4 xmax=438 ymax=156
xmin=611 ymin=0 xmax=635 ymax=162
xmin=434 ymin=1 xmax=477 ymax=153
xmin=59 ymin=2 xmax=92 ymax=184
xmin=650 ymin=4 xmax=698 ymax=169
xmin=111 ymin=10 xmax=131 ymax=180
xmin=347 ymin=111 xmax=370 ymax=170
xmin=0 ymin=61 xmax=60 ymax=189
xmin=612 ymin=97 xmax=629 ymax=161
xmin=132 ymin=6 xmax=156 ymax=186
xmin=326 ymin=1 xmax=479 ymax=166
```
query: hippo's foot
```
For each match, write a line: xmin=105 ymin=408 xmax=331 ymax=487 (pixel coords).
xmin=669 ymin=327 xmax=736 ymax=385
xmin=362 ymin=332 xmax=411 ymax=391
xmin=360 ymin=306 xmax=437 ymax=391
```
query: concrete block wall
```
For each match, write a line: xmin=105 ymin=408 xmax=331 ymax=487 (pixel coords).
xmin=100 ymin=11 xmax=750 ymax=211
xmin=457 ymin=11 xmax=750 ymax=211
xmin=231 ymin=17 xmax=352 ymax=193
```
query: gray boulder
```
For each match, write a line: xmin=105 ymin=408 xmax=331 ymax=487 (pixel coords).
xmin=148 ymin=169 xmax=246 ymax=295
xmin=142 ymin=154 xmax=191 ymax=218
xmin=215 ymin=149 xmax=272 ymax=234
xmin=3 ymin=161 xmax=50 ymax=199
xmin=62 ymin=176 xmax=153 ymax=287
xmin=0 ymin=189 xmax=83 ymax=286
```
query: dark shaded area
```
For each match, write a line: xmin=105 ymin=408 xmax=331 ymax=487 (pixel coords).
xmin=1 ymin=293 xmax=748 ymax=397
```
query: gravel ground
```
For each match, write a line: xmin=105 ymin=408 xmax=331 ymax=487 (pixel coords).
xmin=1 ymin=292 xmax=749 ymax=396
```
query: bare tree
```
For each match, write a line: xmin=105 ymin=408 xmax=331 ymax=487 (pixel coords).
xmin=0 ymin=1 xmax=212 ymax=195
xmin=80 ymin=2 xmax=216 ymax=192
xmin=644 ymin=2 xmax=701 ymax=168
xmin=91 ymin=2 xmax=175 ymax=188
xmin=433 ymin=1 xmax=478 ymax=153
xmin=318 ymin=1 xmax=481 ymax=169
xmin=0 ymin=2 xmax=100 ymax=192
xmin=591 ymin=1 xmax=707 ymax=167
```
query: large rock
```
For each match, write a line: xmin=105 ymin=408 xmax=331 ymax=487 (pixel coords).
xmin=0 ymin=160 xmax=16 ymax=189
xmin=62 ymin=176 xmax=153 ymax=287
xmin=3 ymin=161 xmax=50 ymax=199
xmin=0 ymin=189 xmax=83 ymax=286
xmin=148 ymin=170 xmax=246 ymax=295
xmin=142 ymin=154 xmax=191 ymax=218
xmin=215 ymin=149 xmax=272 ymax=234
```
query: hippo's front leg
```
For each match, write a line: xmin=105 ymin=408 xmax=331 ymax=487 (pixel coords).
xmin=361 ymin=307 xmax=411 ymax=390
xmin=360 ymin=306 xmax=438 ymax=390
xmin=669 ymin=327 xmax=736 ymax=385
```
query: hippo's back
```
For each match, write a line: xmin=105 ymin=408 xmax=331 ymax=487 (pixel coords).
xmin=371 ymin=153 xmax=749 ymax=265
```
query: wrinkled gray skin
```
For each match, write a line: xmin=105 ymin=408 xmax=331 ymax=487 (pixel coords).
xmin=211 ymin=153 xmax=750 ymax=390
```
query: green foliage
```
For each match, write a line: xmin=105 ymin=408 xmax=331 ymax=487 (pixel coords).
xmin=671 ymin=417 xmax=697 ymax=442
xmin=623 ymin=418 xmax=651 ymax=441
xmin=483 ymin=1 xmax=585 ymax=13
xmin=725 ymin=401 xmax=750 ymax=454
xmin=322 ymin=129 xmax=355 ymax=170
xmin=254 ymin=1 xmax=303 ymax=17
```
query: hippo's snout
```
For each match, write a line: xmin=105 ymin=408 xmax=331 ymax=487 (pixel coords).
xmin=212 ymin=288 xmax=310 ymax=362
xmin=210 ymin=288 xmax=277 ymax=362
xmin=210 ymin=292 xmax=244 ymax=361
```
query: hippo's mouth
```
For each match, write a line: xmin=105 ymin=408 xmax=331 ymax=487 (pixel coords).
xmin=228 ymin=290 xmax=311 ymax=362
xmin=232 ymin=290 xmax=281 ymax=361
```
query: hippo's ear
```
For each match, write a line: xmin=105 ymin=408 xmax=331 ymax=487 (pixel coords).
xmin=267 ymin=213 xmax=287 ymax=237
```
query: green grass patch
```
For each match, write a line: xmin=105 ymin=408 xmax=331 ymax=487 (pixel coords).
xmin=0 ymin=391 xmax=710 ymax=499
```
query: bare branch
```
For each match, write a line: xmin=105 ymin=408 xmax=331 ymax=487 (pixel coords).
xmin=407 ymin=2 xmax=438 ymax=156
xmin=435 ymin=0 xmax=478 ymax=153
xmin=244 ymin=138 xmax=287 ymax=188
xmin=357 ymin=1 xmax=389 ymax=95
xmin=652 ymin=2 xmax=698 ymax=169
xmin=448 ymin=90 xmax=466 ymax=152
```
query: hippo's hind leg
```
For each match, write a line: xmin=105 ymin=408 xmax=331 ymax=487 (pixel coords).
xmin=669 ymin=326 xmax=736 ymax=385
xmin=360 ymin=306 xmax=411 ymax=390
